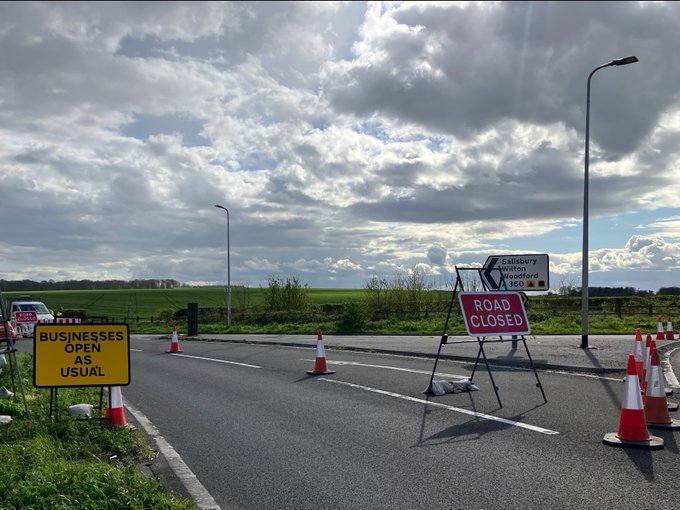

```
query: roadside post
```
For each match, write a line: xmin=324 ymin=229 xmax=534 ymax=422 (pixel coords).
xmin=188 ymin=302 xmax=198 ymax=336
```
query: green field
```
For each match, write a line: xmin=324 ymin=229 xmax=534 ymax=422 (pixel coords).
xmin=3 ymin=287 xmax=680 ymax=335
xmin=1 ymin=287 xmax=367 ymax=324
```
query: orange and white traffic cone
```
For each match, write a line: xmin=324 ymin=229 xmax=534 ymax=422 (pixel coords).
xmin=106 ymin=386 xmax=128 ymax=427
xmin=665 ymin=316 xmax=675 ymax=340
xmin=306 ymin=329 xmax=335 ymax=376
xmin=645 ymin=347 xmax=680 ymax=429
xmin=642 ymin=338 xmax=675 ymax=403
xmin=603 ymin=354 xmax=663 ymax=449
xmin=167 ymin=324 xmax=183 ymax=353
xmin=656 ymin=316 xmax=665 ymax=340
xmin=632 ymin=328 xmax=644 ymax=384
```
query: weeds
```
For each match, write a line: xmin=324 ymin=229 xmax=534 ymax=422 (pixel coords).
xmin=0 ymin=353 xmax=194 ymax=510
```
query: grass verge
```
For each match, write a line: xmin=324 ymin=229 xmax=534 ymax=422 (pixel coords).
xmin=0 ymin=352 xmax=194 ymax=510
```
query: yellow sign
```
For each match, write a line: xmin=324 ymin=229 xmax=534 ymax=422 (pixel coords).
xmin=33 ymin=323 xmax=130 ymax=388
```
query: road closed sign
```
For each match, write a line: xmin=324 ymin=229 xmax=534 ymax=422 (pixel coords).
xmin=458 ymin=291 xmax=530 ymax=337
xmin=14 ymin=311 xmax=37 ymax=323
xmin=33 ymin=323 xmax=130 ymax=388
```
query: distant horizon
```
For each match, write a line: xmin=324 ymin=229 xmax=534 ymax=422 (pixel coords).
xmin=2 ymin=277 xmax=678 ymax=296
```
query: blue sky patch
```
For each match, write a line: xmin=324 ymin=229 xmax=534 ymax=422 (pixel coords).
xmin=121 ymin=114 xmax=210 ymax=147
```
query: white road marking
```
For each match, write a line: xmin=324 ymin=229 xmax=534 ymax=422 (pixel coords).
xmin=544 ymin=369 xmax=622 ymax=382
xmin=124 ymin=401 xmax=221 ymax=510
xmin=303 ymin=359 xmax=467 ymax=379
xmin=170 ymin=353 xmax=262 ymax=369
xmin=306 ymin=357 xmax=623 ymax=382
xmin=131 ymin=348 xmax=143 ymax=352
xmin=319 ymin=378 xmax=560 ymax=435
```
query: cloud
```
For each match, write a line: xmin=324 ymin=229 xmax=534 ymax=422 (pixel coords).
xmin=322 ymin=2 xmax=679 ymax=157
xmin=427 ymin=244 xmax=447 ymax=266
xmin=1 ymin=2 xmax=680 ymax=293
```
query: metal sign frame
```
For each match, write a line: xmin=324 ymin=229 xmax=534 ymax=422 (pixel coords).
xmin=425 ymin=266 xmax=547 ymax=408
xmin=0 ymin=288 xmax=31 ymax=418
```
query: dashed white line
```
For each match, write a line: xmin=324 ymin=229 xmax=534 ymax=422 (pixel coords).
xmin=307 ymin=357 xmax=622 ymax=382
xmin=303 ymin=359 xmax=466 ymax=380
xmin=319 ymin=378 xmax=560 ymax=435
xmin=544 ymin=369 xmax=622 ymax=382
xmin=124 ymin=401 xmax=221 ymax=510
xmin=169 ymin=353 xmax=262 ymax=369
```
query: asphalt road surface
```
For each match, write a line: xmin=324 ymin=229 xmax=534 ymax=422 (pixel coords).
xmin=117 ymin=335 xmax=680 ymax=510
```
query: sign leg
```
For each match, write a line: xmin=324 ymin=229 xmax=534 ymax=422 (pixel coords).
xmin=522 ymin=337 xmax=547 ymax=403
xmin=477 ymin=338 xmax=502 ymax=408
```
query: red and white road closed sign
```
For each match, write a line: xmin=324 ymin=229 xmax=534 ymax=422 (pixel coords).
xmin=458 ymin=291 xmax=530 ymax=337
xmin=14 ymin=311 xmax=38 ymax=323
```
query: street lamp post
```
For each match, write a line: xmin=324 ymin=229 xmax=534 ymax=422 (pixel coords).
xmin=214 ymin=204 xmax=231 ymax=328
xmin=581 ymin=55 xmax=638 ymax=349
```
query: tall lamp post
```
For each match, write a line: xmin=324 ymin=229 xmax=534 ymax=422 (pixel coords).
xmin=214 ymin=204 xmax=231 ymax=328
xmin=581 ymin=55 xmax=638 ymax=349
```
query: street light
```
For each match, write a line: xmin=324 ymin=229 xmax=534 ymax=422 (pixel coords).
xmin=214 ymin=204 xmax=231 ymax=328
xmin=581 ymin=55 xmax=638 ymax=349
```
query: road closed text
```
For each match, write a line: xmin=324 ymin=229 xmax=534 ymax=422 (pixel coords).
xmin=459 ymin=292 xmax=530 ymax=336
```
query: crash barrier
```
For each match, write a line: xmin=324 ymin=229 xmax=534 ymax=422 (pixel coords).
xmin=54 ymin=318 xmax=82 ymax=324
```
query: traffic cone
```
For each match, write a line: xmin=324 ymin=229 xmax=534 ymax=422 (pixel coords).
xmin=603 ymin=354 xmax=663 ymax=449
xmin=106 ymin=386 xmax=128 ymax=427
xmin=167 ymin=324 xmax=183 ymax=353
xmin=644 ymin=348 xmax=680 ymax=429
xmin=306 ymin=329 xmax=335 ymax=376
xmin=632 ymin=328 xmax=644 ymax=384
xmin=643 ymin=339 xmax=677 ymax=406
xmin=665 ymin=316 xmax=675 ymax=340
xmin=656 ymin=316 xmax=665 ymax=340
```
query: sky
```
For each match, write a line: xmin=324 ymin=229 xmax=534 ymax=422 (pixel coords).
xmin=1 ymin=1 xmax=680 ymax=293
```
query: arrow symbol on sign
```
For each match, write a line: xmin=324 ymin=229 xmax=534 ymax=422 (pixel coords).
xmin=482 ymin=257 xmax=500 ymax=290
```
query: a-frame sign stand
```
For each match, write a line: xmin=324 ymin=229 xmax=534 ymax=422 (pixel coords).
xmin=0 ymin=288 xmax=31 ymax=419
xmin=426 ymin=266 xmax=547 ymax=408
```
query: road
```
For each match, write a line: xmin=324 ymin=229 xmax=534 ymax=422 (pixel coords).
xmin=117 ymin=335 xmax=680 ymax=510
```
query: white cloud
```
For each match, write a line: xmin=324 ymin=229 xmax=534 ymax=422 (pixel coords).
xmin=1 ymin=2 xmax=680 ymax=292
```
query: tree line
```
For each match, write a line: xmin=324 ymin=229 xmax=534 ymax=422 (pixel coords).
xmin=0 ymin=279 xmax=183 ymax=292
xmin=1 ymin=278 xmax=679 ymax=297
xmin=556 ymin=285 xmax=675 ymax=297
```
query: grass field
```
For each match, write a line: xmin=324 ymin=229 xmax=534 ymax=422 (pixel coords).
xmin=3 ymin=287 xmax=680 ymax=335
xmin=1 ymin=287 xmax=365 ymax=320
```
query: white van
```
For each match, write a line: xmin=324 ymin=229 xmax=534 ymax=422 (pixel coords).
xmin=10 ymin=299 xmax=54 ymax=337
